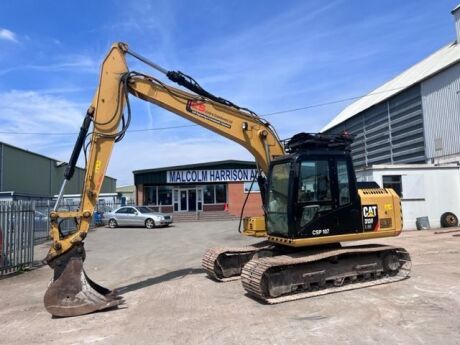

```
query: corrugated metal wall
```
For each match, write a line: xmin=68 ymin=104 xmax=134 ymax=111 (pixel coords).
xmin=2 ymin=145 xmax=53 ymax=196
xmin=421 ymin=62 xmax=460 ymax=160
xmin=325 ymin=85 xmax=426 ymax=169
xmin=0 ymin=143 xmax=116 ymax=197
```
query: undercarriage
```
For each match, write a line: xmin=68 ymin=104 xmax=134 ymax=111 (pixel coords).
xmin=203 ymin=242 xmax=411 ymax=303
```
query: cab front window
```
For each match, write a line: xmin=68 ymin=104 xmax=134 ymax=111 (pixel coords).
xmin=266 ymin=162 xmax=290 ymax=235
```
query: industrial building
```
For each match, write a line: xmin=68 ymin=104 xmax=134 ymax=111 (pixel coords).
xmin=0 ymin=141 xmax=116 ymax=201
xmin=322 ymin=6 xmax=460 ymax=229
xmin=116 ymin=185 xmax=136 ymax=204
xmin=133 ymin=160 xmax=262 ymax=217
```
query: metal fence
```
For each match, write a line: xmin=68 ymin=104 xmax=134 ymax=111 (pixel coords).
xmin=95 ymin=200 xmax=135 ymax=213
xmin=32 ymin=199 xmax=135 ymax=242
xmin=33 ymin=200 xmax=82 ymax=243
xmin=0 ymin=201 xmax=34 ymax=275
xmin=0 ymin=199 xmax=131 ymax=275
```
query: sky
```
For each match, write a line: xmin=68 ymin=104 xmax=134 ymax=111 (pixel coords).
xmin=0 ymin=0 xmax=458 ymax=185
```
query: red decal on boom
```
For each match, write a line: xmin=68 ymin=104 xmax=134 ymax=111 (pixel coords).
xmin=188 ymin=100 xmax=206 ymax=112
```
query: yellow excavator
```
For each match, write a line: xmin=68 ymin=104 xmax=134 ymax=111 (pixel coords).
xmin=43 ymin=42 xmax=411 ymax=317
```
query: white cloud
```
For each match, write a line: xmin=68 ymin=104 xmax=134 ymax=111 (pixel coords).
xmin=0 ymin=54 xmax=98 ymax=76
xmin=0 ymin=28 xmax=18 ymax=43
xmin=28 ymin=55 xmax=97 ymax=72
xmin=0 ymin=90 xmax=84 ymax=153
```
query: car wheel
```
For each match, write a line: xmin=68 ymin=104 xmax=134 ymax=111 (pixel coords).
xmin=440 ymin=212 xmax=458 ymax=228
xmin=108 ymin=219 xmax=118 ymax=229
xmin=145 ymin=218 xmax=155 ymax=229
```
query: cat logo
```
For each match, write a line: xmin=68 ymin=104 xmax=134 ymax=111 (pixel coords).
xmin=363 ymin=205 xmax=377 ymax=218
xmin=362 ymin=205 xmax=379 ymax=231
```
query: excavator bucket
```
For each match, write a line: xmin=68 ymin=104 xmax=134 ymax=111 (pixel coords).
xmin=44 ymin=243 xmax=123 ymax=317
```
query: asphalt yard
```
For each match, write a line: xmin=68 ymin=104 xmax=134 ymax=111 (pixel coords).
xmin=0 ymin=221 xmax=459 ymax=345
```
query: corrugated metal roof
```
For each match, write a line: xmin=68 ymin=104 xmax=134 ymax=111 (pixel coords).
xmin=322 ymin=41 xmax=460 ymax=132
xmin=116 ymin=185 xmax=135 ymax=192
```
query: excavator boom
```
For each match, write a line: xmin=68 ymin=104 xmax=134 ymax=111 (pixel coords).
xmin=43 ymin=42 xmax=284 ymax=317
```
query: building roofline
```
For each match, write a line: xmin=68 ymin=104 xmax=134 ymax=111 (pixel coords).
xmin=357 ymin=163 xmax=460 ymax=171
xmin=116 ymin=185 xmax=135 ymax=192
xmin=0 ymin=141 xmax=66 ymax=163
xmin=133 ymin=160 xmax=257 ymax=175
xmin=322 ymin=41 xmax=460 ymax=132
xmin=0 ymin=141 xmax=117 ymax=181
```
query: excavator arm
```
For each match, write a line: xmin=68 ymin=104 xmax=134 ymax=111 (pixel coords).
xmin=43 ymin=42 xmax=284 ymax=317
xmin=129 ymin=73 xmax=283 ymax=173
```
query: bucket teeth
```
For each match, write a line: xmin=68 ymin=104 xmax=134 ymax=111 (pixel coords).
xmin=44 ymin=244 xmax=123 ymax=317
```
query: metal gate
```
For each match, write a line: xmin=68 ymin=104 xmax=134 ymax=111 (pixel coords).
xmin=0 ymin=201 xmax=34 ymax=275
xmin=0 ymin=199 xmax=122 ymax=275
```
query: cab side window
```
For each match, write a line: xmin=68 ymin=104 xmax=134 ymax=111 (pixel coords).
xmin=298 ymin=161 xmax=331 ymax=203
xmin=297 ymin=160 xmax=333 ymax=227
xmin=116 ymin=207 xmax=128 ymax=214
xmin=337 ymin=159 xmax=350 ymax=206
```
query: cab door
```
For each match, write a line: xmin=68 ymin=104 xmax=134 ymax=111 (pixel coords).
xmin=295 ymin=156 xmax=362 ymax=238
xmin=331 ymin=158 xmax=362 ymax=233
xmin=295 ymin=158 xmax=337 ymax=237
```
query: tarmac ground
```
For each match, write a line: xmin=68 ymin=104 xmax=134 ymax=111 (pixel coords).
xmin=0 ymin=221 xmax=459 ymax=345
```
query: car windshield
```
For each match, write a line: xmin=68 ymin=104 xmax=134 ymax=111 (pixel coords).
xmin=137 ymin=206 xmax=154 ymax=214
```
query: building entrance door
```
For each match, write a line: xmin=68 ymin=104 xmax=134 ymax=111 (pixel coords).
xmin=173 ymin=187 xmax=204 ymax=212
xmin=189 ymin=189 xmax=196 ymax=211
xmin=180 ymin=190 xmax=187 ymax=211
xmin=196 ymin=188 xmax=203 ymax=211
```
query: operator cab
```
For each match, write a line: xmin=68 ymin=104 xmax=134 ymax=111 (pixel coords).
xmin=265 ymin=133 xmax=363 ymax=239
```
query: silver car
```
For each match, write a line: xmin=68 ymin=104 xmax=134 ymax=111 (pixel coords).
xmin=102 ymin=206 xmax=173 ymax=229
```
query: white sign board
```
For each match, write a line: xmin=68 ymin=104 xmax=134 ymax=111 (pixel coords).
xmin=167 ymin=169 xmax=258 ymax=184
